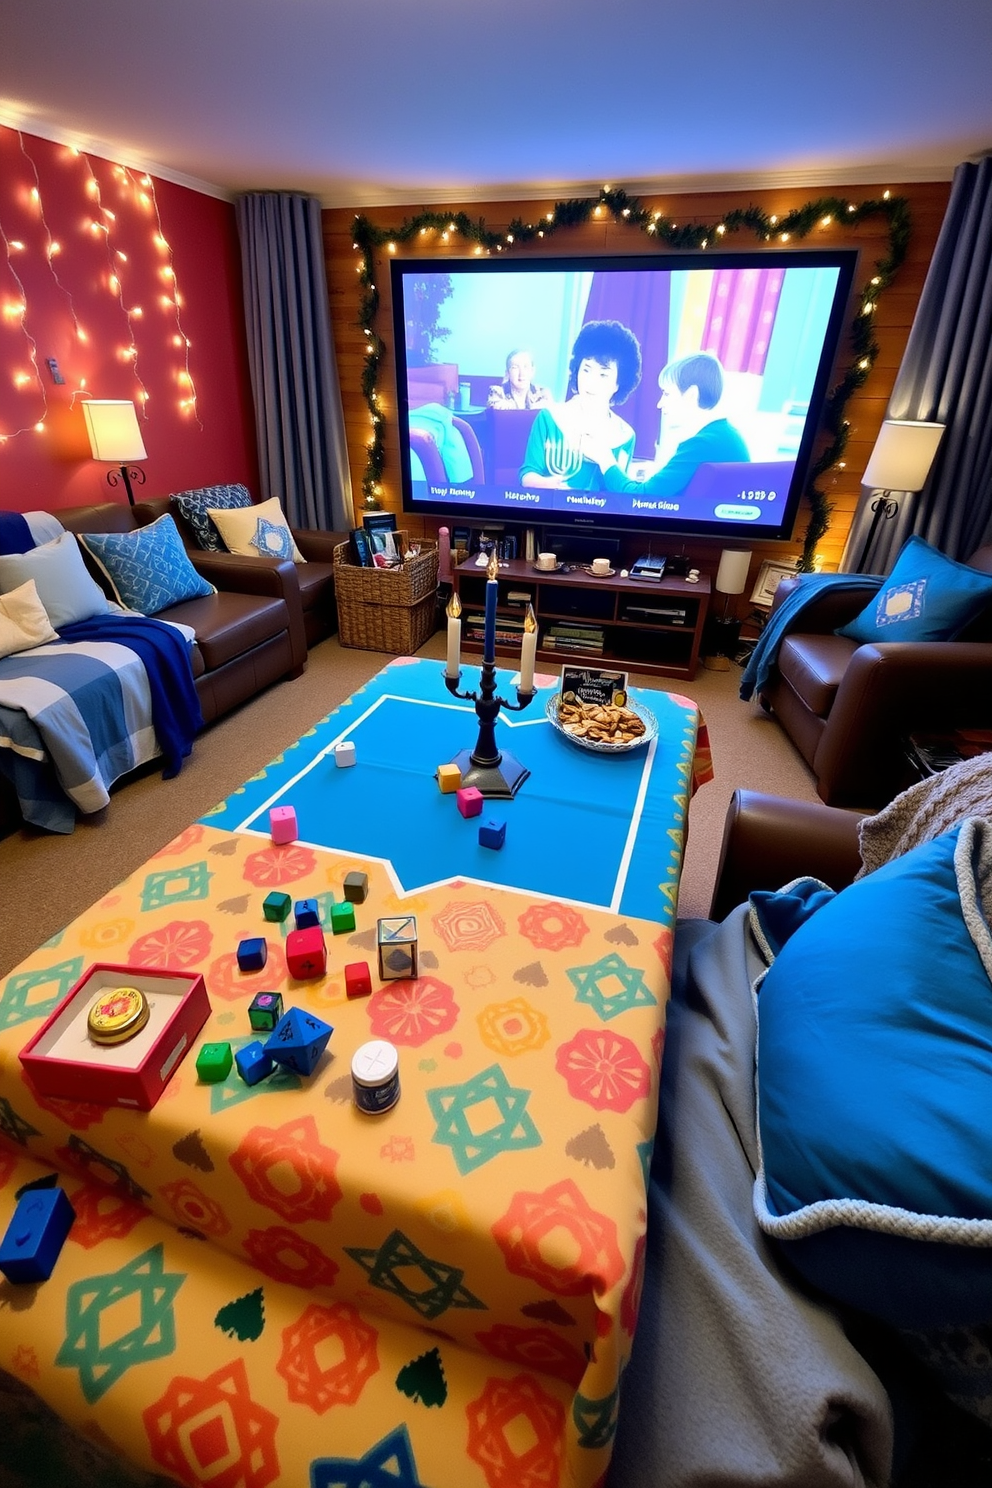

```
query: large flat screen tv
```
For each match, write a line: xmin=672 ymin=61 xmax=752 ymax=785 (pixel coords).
xmin=389 ymin=248 xmax=858 ymax=542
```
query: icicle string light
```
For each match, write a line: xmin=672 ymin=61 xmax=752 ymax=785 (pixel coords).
xmin=352 ymin=188 xmax=911 ymax=567
xmin=80 ymin=152 xmax=149 ymax=411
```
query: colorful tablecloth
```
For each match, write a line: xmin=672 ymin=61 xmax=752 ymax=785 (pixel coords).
xmin=0 ymin=660 xmax=708 ymax=1488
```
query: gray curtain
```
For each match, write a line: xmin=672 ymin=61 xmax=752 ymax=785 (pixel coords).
xmin=236 ymin=192 xmax=353 ymax=530
xmin=843 ymin=156 xmax=992 ymax=572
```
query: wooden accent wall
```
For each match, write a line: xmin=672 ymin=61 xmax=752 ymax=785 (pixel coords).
xmin=323 ymin=181 xmax=950 ymax=587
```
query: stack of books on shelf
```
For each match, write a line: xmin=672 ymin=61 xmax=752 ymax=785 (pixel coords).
xmin=464 ymin=611 xmax=527 ymax=648
xmin=541 ymin=622 xmax=605 ymax=655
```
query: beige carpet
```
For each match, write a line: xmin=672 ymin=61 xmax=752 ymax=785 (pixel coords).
xmin=0 ymin=635 xmax=821 ymax=979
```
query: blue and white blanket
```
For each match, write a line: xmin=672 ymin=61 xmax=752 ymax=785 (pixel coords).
xmin=739 ymin=572 xmax=883 ymax=701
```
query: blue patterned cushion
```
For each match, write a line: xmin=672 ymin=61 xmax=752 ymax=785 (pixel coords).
xmin=836 ymin=535 xmax=992 ymax=643
xmin=251 ymin=517 xmax=295 ymax=560
xmin=170 ymin=484 xmax=253 ymax=551
xmin=79 ymin=515 xmax=215 ymax=615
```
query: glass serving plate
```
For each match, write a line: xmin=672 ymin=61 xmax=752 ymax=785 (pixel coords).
xmin=545 ymin=694 xmax=658 ymax=754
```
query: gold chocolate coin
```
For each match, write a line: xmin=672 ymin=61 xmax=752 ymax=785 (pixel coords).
xmin=87 ymin=985 xmax=150 ymax=1045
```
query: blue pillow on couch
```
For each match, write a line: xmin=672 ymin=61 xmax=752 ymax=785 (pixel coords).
xmin=170 ymin=483 xmax=253 ymax=551
xmin=79 ymin=515 xmax=215 ymax=616
xmin=755 ymin=819 xmax=992 ymax=1330
xmin=836 ymin=534 xmax=992 ymax=644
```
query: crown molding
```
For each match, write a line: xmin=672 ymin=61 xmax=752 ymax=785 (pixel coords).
xmin=0 ymin=106 xmax=235 ymax=201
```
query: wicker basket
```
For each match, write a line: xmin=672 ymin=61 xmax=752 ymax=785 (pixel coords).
xmin=333 ymin=540 xmax=440 ymax=653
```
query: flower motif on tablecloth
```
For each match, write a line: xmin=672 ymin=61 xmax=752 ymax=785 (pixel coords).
xmin=128 ymin=918 xmax=213 ymax=969
xmin=464 ymin=963 xmax=497 ymax=989
xmin=555 ymin=1028 xmax=651 ymax=1114
xmin=230 ymin=1115 xmax=341 ymax=1223
xmin=653 ymin=926 xmax=673 ymax=982
xmin=566 ymin=952 xmax=656 ymax=1022
xmin=517 ymin=900 xmax=589 ymax=952
xmin=414 ymin=1188 xmax=471 ymax=1235
xmin=311 ymin=1424 xmax=426 ymax=1488
xmin=78 ymin=917 xmax=136 ymax=951
xmin=466 ymin=1373 xmax=565 ymax=1488
xmin=150 ymin=823 xmax=205 ymax=858
xmin=243 ymin=1225 xmax=339 ymax=1290
xmin=27 ymin=1090 xmax=103 ymax=1131
xmin=477 ymin=998 xmax=550 ymax=1057
xmin=242 ymin=844 xmax=318 ymax=887
xmin=368 ymin=976 xmax=458 ymax=1047
xmin=475 ymin=1322 xmax=586 ymax=1386
xmin=432 ymin=900 xmax=506 ymax=952
xmin=206 ymin=942 xmax=288 ymax=1003
xmin=144 ymin=1357 xmax=280 ymax=1488
xmin=159 ymin=1178 xmax=231 ymax=1239
xmin=139 ymin=861 xmax=213 ymax=912
xmin=276 ymin=1301 xmax=379 ymax=1413
xmin=380 ymin=1134 xmax=415 ymax=1162
xmin=0 ymin=956 xmax=84 ymax=1031
xmin=345 ymin=1228 xmax=486 ymax=1321
xmin=427 ymin=1065 xmax=540 ymax=1175
xmin=56 ymin=1243 xmax=184 ymax=1403
xmin=64 ymin=1182 xmax=148 ymax=1248
xmin=493 ymin=1178 xmax=624 ymax=1297
xmin=0 ymin=1096 xmax=40 ymax=1148
xmin=11 ymin=1344 xmax=38 ymax=1379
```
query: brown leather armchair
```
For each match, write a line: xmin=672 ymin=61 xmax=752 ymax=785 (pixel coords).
xmin=755 ymin=545 xmax=992 ymax=809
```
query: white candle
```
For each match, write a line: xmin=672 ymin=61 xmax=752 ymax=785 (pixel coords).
xmin=519 ymin=604 xmax=537 ymax=693
xmin=445 ymin=592 xmax=462 ymax=678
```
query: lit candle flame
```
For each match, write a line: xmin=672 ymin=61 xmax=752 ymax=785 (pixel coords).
xmin=524 ymin=604 xmax=537 ymax=633
xmin=487 ymin=550 xmax=499 ymax=581
xmin=446 ymin=592 xmax=461 ymax=619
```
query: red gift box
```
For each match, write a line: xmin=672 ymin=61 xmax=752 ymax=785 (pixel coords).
xmin=19 ymin=963 xmax=211 ymax=1111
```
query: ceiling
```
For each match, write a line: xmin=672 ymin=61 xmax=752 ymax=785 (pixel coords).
xmin=2 ymin=0 xmax=991 ymax=207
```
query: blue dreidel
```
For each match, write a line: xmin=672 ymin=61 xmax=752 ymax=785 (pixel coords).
xmin=294 ymin=898 xmax=321 ymax=930
xmin=0 ymin=1184 xmax=75 ymax=1284
xmin=235 ymin=1041 xmax=276 ymax=1086
xmin=479 ymin=817 xmax=506 ymax=850
xmin=264 ymin=1006 xmax=333 ymax=1077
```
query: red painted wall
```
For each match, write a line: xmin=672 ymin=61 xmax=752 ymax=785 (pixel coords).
xmin=0 ymin=125 xmax=258 ymax=513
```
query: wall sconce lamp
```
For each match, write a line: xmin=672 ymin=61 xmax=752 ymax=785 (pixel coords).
xmin=82 ymin=399 xmax=147 ymax=507
xmin=703 ymin=548 xmax=752 ymax=671
xmin=857 ymin=419 xmax=944 ymax=571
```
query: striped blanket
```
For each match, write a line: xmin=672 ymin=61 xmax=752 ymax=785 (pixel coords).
xmin=0 ymin=615 xmax=202 ymax=833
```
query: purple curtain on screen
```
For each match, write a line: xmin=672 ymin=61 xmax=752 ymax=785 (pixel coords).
xmin=584 ymin=272 xmax=671 ymax=459
xmin=702 ymin=267 xmax=784 ymax=375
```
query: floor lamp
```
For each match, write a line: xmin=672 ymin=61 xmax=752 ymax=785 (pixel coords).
xmin=857 ymin=419 xmax=944 ymax=571
xmin=703 ymin=548 xmax=751 ymax=671
xmin=82 ymin=400 xmax=147 ymax=507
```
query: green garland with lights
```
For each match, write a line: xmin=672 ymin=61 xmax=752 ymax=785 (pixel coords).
xmin=352 ymin=187 xmax=911 ymax=570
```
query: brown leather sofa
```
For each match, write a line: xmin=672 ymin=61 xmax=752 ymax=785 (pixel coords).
xmin=145 ymin=496 xmax=349 ymax=652
xmin=755 ymin=545 xmax=992 ymax=809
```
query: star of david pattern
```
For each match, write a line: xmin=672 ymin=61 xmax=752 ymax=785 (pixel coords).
xmin=58 ymin=1134 xmax=151 ymax=1202
xmin=572 ymin=1382 xmax=621 ymax=1449
xmin=566 ymin=951 xmax=657 ymax=1021
xmin=0 ymin=1096 xmax=40 ymax=1147
xmin=426 ymin=1063 xmax=540 ymax=1174
xmin=311 ymin=1423 xmax=427 ymax=1488
xmin=0 ymin=957 xmax=84 ymax=1030
xmin=55 ymin=1243 xmax=185 ymax=1402
xmin=250 ymin=516 xmax=294 ymax=559
xmin=344 ymin=1228 xmax=486 ymax=1320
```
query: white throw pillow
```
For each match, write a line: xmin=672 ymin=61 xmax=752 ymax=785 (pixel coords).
xmin=207 ymin=496 xmax=305 ymax=564
xmin=0 ymin=579 xmax=59 ymax=658
xmin=0 ymin=531 xmax=111 ymax=629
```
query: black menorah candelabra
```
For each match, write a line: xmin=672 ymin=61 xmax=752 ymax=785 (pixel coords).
xmin=443 ymin=657 xmax=535 ymax=798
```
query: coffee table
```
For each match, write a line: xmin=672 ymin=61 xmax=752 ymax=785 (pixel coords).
xmin=0 ymin=659 xmax=710 ymax=1488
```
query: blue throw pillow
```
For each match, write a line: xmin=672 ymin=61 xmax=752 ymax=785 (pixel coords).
xmin=754 ymin=821 xmax=992 ymax=1329
xmin=170 ymin=484 xmax=252 ymax=551
xmin=79 ymin=515 xmax=215 ymax=616
xmin=0 ymin=531 xmax=111 ymax=628
xmin=836 ymin=534 xmax=992 ymax=643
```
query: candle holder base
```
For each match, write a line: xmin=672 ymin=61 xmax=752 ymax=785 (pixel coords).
xmin=451 ymin=749 xmax=530 ymax=800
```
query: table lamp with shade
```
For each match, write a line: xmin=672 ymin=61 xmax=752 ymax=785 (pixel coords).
xmin=855 ymin=419 xmax=944 ymax=571
xmin=82 ymin=400 xmax=147 ymax=507
xmin=703 ymin=548 xmax=752 ymax=671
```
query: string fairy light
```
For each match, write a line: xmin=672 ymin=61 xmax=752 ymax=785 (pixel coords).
xmin=132 ymin=166 xmax=201 ymax=426
xmin=80 ymin=153 xmax=148 ymax=409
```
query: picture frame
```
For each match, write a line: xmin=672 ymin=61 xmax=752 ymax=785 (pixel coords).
xmin=750 ymin=559 xmax=800 ymax=608
xmin=349 ymin=527 xmax=373 ymax=567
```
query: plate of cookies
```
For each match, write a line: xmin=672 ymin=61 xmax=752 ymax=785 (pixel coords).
xmin=545 ymin=694 xmax=658 ymax=753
